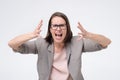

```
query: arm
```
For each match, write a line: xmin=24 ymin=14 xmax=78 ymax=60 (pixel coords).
xmin=8 ymin=20 xmax=43 ymax=51
xmin=77 ymin=22 xmax=111 ymax=48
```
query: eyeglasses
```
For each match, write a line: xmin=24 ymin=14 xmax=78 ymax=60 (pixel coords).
xmin=51 ymin=24 xmax=66 ymax=30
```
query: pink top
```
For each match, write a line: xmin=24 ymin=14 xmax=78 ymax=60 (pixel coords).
xmin=50 ymin=48 xmax=69 ymax=80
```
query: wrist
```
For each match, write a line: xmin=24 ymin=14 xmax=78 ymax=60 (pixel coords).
xmin=27 ymin=32 xmax=38 ymax=39
xmin=85 ymin=32 xmax=93 ymax=38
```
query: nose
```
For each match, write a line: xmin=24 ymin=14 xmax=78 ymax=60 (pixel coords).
xmin=56 ymin=26 xmax=61 ymax=30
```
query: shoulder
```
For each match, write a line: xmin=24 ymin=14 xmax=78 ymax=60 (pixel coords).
xmin=36 ymin=37 xmax=45 ymax=42
xmin=35 ymin=37 xmax=49 ymax=46
xmin=68 ymin=36 xmax=84 ymax=46
xmin=71 ymin=36 xmax=83 ymax=43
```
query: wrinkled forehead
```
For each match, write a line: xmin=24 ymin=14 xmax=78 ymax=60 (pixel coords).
xmin=51 ymin=16 xmax=66 ymax=24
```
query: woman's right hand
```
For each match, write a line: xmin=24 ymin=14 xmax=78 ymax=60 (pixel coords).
xmin=32 ymin=20 xmax=43 ymax=38
xmin=8 ymin=20 xmax=43 ymax=50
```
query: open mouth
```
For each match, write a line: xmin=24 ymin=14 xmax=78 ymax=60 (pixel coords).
xmin=55 ymin=33 xmax=62 ymax=37
xmin=55 ymin=33 xmax=63 ymax=40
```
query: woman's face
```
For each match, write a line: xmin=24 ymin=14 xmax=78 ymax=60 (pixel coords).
xmin=50 ymin=16 xmax=67 ymax=44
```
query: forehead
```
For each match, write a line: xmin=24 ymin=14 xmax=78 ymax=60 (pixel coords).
xmin=51 ymin=16 xmax=66 ymax=24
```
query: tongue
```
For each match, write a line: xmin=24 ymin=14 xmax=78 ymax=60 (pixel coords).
xmin=56 ymin=35 xmax=62 ymax=40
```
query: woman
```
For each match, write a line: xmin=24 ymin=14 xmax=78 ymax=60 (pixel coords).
xmin=8 ymin=12 xmax=111 ymax=80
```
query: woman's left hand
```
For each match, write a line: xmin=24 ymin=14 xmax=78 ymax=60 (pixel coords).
xmin=77 ymin=22 xmax=89 ymax=39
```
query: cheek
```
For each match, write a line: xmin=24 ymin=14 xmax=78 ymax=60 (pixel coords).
xmin=50 ymin=28 xmax=53 ymax=34
xmin=63 ymin=30 xmax=67 ymax=37
xmin=50 ymin=29 xmax=54 ymax=36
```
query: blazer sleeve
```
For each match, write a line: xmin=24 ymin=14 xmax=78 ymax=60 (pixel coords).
xmin=13 ymin=40 xmax=37 ymax=54
xmin=13 ymin=38 xmax=44 ymax=54
xmin=82 ymin=38 xmax=106 ymax=52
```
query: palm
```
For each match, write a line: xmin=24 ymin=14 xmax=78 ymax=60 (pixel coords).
xmin=77 ymin=22 xmax=88 ymax=38
xmin=33 ymin=20 xmax=43 ymax=37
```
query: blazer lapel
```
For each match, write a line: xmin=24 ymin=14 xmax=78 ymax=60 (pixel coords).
xmin=66 ymin=44 xmax=71 ymax=65
xmin=47 ymin=43 xmax=54 ymax=70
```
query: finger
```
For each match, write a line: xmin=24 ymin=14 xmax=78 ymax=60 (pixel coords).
xmin=39 ymin=20 xmax=43 ymax=27
xmin=34 ymin=20 xmax=43 ymax=34
xmin=37 ymin=20 xmax=43 ymax=30
xmin=78 ymin=32 xmax=83 ymax=36
xmin=36 ymin=29 xmax=42 ymax=34
xmin=77 ymin=22 xmax=86 ymax=32
xmin=34 ymin=29 xmax=42 ymax=38
xmin=77 ymin=33 xmax=83 ymax=40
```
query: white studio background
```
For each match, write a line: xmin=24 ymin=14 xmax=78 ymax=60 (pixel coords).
xmin=0 ymin=0 xmax=120 ymax=80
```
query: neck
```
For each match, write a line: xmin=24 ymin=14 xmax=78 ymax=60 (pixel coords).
xmin=54 ymin=42 xmax=65 ymax=53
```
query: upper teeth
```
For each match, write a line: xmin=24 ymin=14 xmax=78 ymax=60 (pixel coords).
xmin=55 ymin=34 xmax=62 ymax=36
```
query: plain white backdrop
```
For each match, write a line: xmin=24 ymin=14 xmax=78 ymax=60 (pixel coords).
xmin=0 ymin=0 xmax=120 ymax=80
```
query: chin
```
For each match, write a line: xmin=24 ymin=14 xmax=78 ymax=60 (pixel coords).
xmin=54 ymin=40 xmax=64 ymax=44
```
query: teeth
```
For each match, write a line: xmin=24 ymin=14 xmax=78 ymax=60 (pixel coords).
xmin=55 ymin=34 xmax=62 ymax=36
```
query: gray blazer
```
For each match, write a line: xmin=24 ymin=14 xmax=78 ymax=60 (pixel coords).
xmin=16 ymin=36 xmax=104 ymax=80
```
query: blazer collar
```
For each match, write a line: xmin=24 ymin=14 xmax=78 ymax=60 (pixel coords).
xmin=47 ymin=43 xmax=71 ymax=65
xmin=48 ymin=43 xmax=71 ymax=55
xmin=48 ymin=43 xmax=54 ymax=54
xmin=47 ymin=43 xmax=54 ymax=71
xmin=65 ymin=43 xmax=72 ymax=64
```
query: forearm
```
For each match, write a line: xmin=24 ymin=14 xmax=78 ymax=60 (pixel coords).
xmin=86 ymin=32 xmax=111 ymax=48
xmin=8 ymin=32 xmax=36 ymax=50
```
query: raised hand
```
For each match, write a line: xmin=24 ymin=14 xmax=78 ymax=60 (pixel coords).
xmin=32 ymin=20 xmax=43 ymax=38
xmin=77 ymin=22 xmax=89 ymax=39
xmin=8 ymin=20 xmax=43 ymax=50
